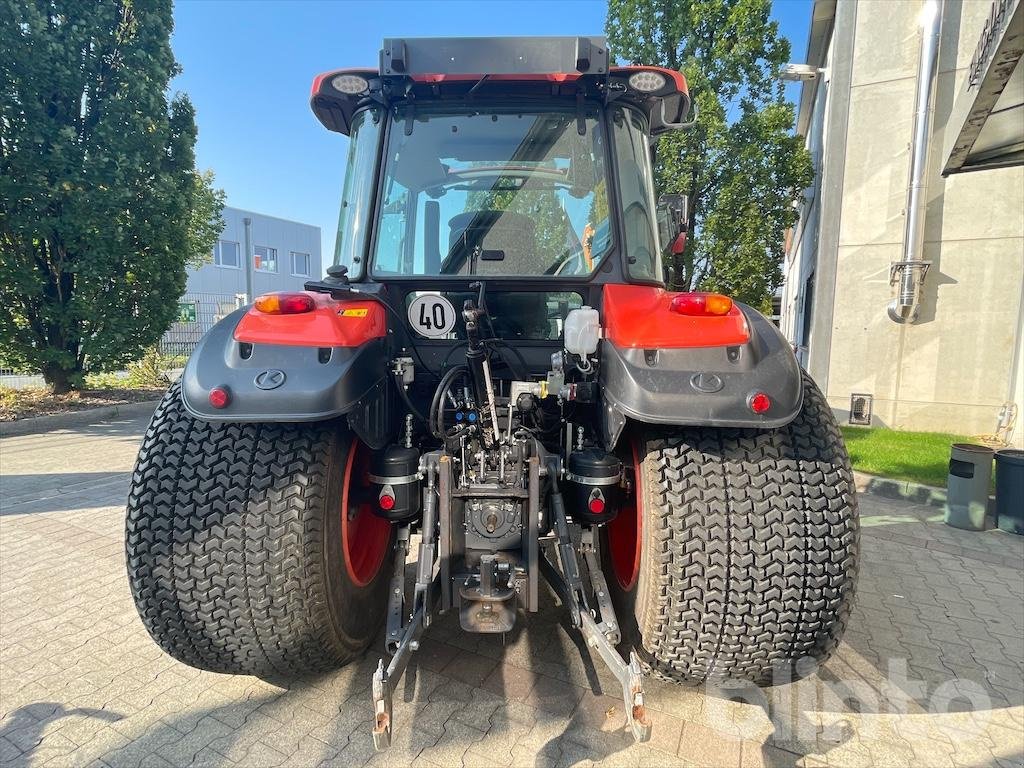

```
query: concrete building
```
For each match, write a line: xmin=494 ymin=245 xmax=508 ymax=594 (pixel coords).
xmin=782 ymin=0 xmax=1024 ymax=447
xmin=187 ymin=205 xmax=321 ymax=299
xmin=164 ymin=206 xmax=321 ymax=354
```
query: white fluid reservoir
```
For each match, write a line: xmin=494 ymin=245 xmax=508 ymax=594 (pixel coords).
xmin=563 ymin=306 xmax=601 ymax=357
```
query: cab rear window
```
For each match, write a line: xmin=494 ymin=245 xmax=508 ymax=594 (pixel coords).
xmin=372 ymin=108 xmax=611 ymax=278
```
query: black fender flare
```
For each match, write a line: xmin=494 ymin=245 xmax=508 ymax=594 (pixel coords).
xmin=179 ymin=308 xmax=393 ymax=445
xmin=599 ymin=304 xmax=803 ymax=448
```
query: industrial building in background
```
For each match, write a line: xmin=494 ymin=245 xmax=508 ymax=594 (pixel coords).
xmin=162 ymin=206 xmax=322 ymax=357
xmin=782 ymin=0 xmax=1023 ymax=447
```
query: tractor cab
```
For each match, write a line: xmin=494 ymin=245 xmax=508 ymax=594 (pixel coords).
xmin=311 ymin=39 xmax=690 ymax=292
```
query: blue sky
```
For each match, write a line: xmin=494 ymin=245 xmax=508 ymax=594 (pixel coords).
xmin=170 ymin=0 xmax=813 ymax=270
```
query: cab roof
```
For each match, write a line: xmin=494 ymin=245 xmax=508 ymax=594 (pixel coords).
xmin=310 ymin=36 xmax=690 ymax=137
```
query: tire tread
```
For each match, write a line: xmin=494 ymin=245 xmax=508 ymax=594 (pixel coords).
xmin=633 ymin=372 xmax=859 ymax=684
xmin=125 ymin=381 xmax=368 ymax=676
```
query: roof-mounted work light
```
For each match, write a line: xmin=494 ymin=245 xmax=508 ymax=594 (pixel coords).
xmin=627 ymin=70 xmax=667 ymax=92
xmin=332 ymin=74 xmax=370 ymax=95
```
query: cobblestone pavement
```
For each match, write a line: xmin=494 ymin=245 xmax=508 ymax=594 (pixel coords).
xmin=1 ymin=414 xmax=1022 ymax=768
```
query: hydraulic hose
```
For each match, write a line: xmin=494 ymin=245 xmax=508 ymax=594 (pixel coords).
xmin=430 ymin=365 xmax=468 ymax=439
xmin=439 ymin=339 xmax=527 ymax=381
xmin=393 ymin=371 xmax=428 ymax=425
xmin=489 ymin=339 xmax=529 ymax=381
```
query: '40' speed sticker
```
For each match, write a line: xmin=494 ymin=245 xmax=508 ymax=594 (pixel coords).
xmin=407 ymin=294 xmax=456 ymax=338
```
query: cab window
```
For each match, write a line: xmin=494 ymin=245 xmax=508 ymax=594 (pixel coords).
xmin=334 ymin=108 xmax=382 ymax=278
xmin=371 ymin=107 xmax=611 ymax=278
xmin=611 ymin=108 xmax=661 ymax=282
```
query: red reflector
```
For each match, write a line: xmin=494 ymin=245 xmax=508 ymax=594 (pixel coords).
xmin=588 ymin=497 xmax=606 ymax=514
xmin=254 ymin=293 xmax=315 ymax=314
xmin=668 ymin=292 xmax=733 ymax=316
xmin=749 ymin=392 xmax=771 ymax=414
xmin=378 ymin=494 xmax=395 ymax=511
xmin=209 ymin=386 xmax=231 ymax=409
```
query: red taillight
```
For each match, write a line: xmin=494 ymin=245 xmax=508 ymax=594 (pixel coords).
xmin=748 ymin=392 xmax=771 ymax=414
xmin=588 ymin=497 xmax=606 ymax=515
xmin=378 ymin=494 xmax=395 ymax=511
xmin=254 ymin=293 xmax=315 ymax=314
xmin=669 ymin=292 xmax=733 ymax=316
xmin=209 ymin=386 xmax=231 ymax=409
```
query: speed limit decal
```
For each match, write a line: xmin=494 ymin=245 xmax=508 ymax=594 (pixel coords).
xmin=407 ymin=294 xmax=456 ymax=338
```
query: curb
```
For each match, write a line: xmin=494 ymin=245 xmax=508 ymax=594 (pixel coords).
xmin=0 ymin=400 xmax=160 ymax=438
xmin=853 ymin=470 xmax=947 ymax=507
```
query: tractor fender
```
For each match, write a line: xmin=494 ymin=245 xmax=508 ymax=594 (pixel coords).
xmin=599 ymin=304 xmax=803 ymax=448
xmin=179 ymin=306 xmax=390 ymax=427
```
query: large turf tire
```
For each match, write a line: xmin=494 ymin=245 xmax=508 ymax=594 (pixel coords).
xmin=604 ymin=372 xmax=859 ymax=685
xmin=125 ymin=381 xmax=394 ymax=677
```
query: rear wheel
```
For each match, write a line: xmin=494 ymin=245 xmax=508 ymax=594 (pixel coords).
xmin=125 ymin=381 xmax=394 ymax=677
xmin=604 ymin=372 xmax=859 ymax=684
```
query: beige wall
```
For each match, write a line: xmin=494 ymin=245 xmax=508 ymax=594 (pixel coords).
xmin=826 ymin=0 xmax=1024 ymax=445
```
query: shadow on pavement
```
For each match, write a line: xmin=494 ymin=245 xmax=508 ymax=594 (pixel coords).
xmin=0 ymin=703 xmax=122 ymax=768
xmin=0 ymin=413 xmax=153 ymax=444
xmin=0 ymin=472 xmax=131 ymax=516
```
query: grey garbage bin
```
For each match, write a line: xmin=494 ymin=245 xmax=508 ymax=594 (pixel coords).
xmin=995 ymin=449 xmax=1024 ymax=535
xmin=944 ymin=443 xmax=994 ymax=531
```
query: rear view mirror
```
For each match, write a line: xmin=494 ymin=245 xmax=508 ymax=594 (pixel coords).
xmin=656 ymin=194 xmax=688 ymax=254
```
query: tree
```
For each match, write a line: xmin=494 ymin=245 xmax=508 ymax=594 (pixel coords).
xmin=607 ymin=0 xmax=813 ymax=310
xmin=0 ymin=0 xmax=224 ymax=393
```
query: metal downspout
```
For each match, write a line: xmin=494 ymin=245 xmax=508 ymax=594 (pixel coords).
xmin=888 ymin=0 xmax=944 ymax=324
xmin=243 ymin=216 xmax=254 ymax=304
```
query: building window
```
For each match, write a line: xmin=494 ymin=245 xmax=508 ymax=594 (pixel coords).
xmin=291 ymin=251 xmax=311 ymax=277
xmin=254 ymin=245 xmax=278 ymax=272
xmin=214 ymin=240 xmax=240 ymax=268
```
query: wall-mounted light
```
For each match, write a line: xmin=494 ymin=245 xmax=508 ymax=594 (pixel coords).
xmin=779 ymin=63 xmax=826 ymax=82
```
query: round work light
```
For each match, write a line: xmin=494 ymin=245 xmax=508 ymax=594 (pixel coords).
xmin=332 ymin=74 xmax=369 ymax=95
xmin=627 ymin=70 xmax=667 ymax=93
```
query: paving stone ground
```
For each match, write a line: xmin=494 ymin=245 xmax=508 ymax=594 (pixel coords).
xmin=1 ymin=413 xmax=1023 ymax=768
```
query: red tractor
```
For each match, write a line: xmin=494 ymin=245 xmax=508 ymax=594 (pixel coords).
xmin=126 ymin=36 xmax=858 ymax=749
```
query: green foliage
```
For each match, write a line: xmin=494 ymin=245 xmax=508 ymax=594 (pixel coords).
xmin=186 ymin=170 xmax=225 ymax=269
xmin=606 ymin=0 xmax=813 ymax=310
xmin=0 ymin=0 xmax=224 ymax=393
xmin=124 ymin=346 xmax=172 ymax=388
xmin=85 ymin=345 xmax=173 ymax=389
xmin=587 ymin=179 xmax=609 ymax=229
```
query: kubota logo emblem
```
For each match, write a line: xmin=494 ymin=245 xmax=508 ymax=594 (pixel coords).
xmin=254 ymin=369 xmax=286 ymax=390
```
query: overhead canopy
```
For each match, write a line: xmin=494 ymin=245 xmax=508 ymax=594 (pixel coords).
xmin=943 ymin=0 xmax=1024 ymax=175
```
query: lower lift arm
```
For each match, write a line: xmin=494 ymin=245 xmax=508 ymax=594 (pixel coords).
xmin=538 ymin=462 xmax=651 ymax=743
